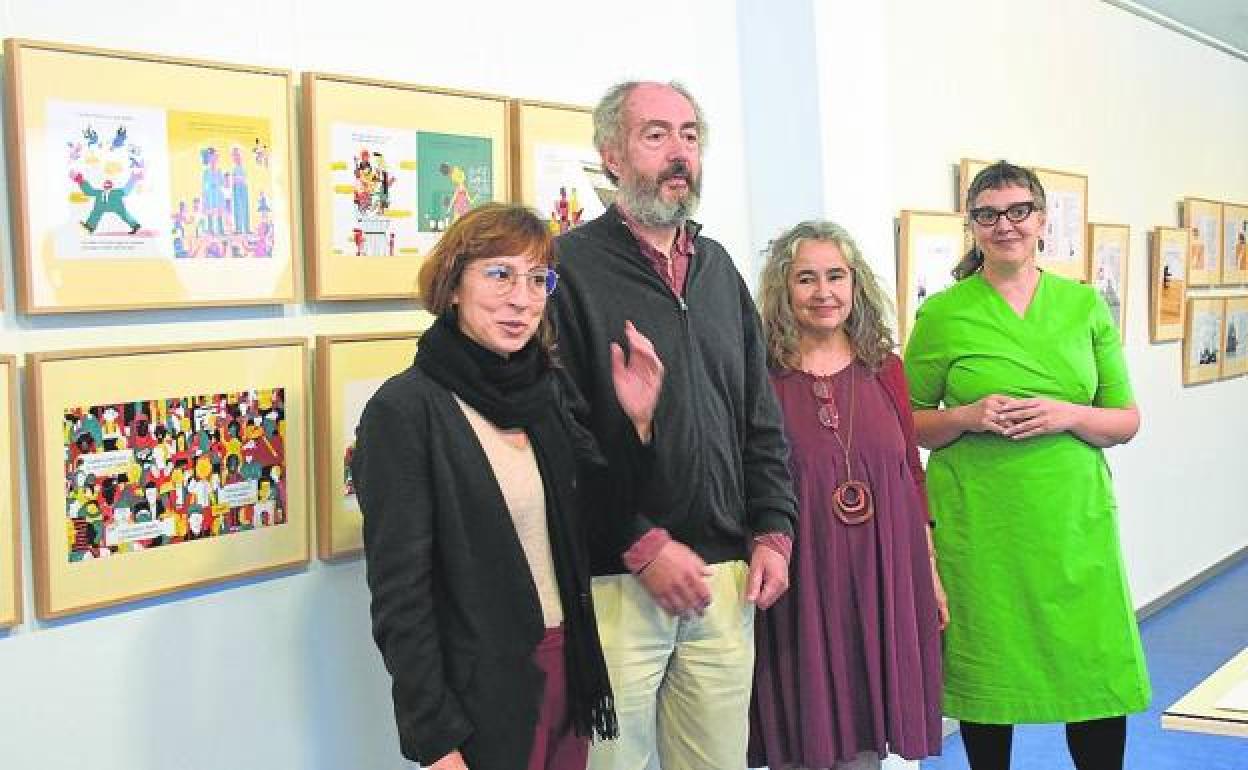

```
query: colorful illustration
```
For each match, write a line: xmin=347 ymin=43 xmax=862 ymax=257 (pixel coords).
xmin=340 ymin=377 xmax=386 ymax=508
xmin=532 ymin=143 xmax=609 ymax=234
xmin=166 ymin=111 xmax=275 ymax=259
xmin=329 ymin=123 xmax=419 ymax=257
xmin=48 ymin=100 xmax=172 ymax=258
xmin=416 ymin=131 xmax=492 ymax=232
xmin=63 ymin=389 xmax=287 ymax=562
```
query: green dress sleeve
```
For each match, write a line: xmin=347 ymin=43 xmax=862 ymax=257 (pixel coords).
xmin=1089 ymin=294 xmax=1133 ymax=408
xmin=903 ymin=300 xmax=950 ymax=410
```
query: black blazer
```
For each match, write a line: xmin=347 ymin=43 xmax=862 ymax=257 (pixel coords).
xmin=353 ymin=364 xmax=566 ymax=768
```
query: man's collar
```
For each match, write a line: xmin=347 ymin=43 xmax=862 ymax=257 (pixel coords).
xmin=610 ymin=204 xmax=702 ymax=250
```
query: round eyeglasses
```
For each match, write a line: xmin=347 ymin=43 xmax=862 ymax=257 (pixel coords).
xmin=474 ymin=263 xmax=558 ymax=297
xmin=968 ymin=201 xmax=1040 ymax=228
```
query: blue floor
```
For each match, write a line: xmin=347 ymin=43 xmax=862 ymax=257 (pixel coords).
xmin=921 ymin=556 xmax=1248 ymax=770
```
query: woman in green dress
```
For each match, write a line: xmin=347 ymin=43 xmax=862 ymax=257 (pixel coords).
xmin=903 ymin=161 xmax=1149 ymax=770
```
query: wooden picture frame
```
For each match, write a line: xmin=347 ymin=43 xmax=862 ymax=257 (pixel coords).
xmin=510 ymin=99 xmax=613 ymax=233
xmin=1183 ymin=297 xmax=1224 ymax=385
xmin=26 ymin=339 xmax=309 ymax=619
xmin=315 ymin=332 xmax=420 ymax=559
xmin=1150 ymin=226 xmax=1189 ymax=343
xmin=0 ymin=356 xmax=23 ymax=628
xmin=1088 ymin=223 xmax=1129 ymax=339
xmin=1221 ymin=296 xmax=1248 ymax=380
xmin=1183 ymin=197 xmax=1223 ymax=287
xmin=1032 ymin=167 xmax=1089 ymax=282
xmin=302 ymin=72 xmax=510 ymax=301
xmin=1221 ymin=202 xmax=1248 ymax=285
xmin=897 ymin=210 xmax=963 ymax=346
xmin=956 ymin=157 xmax=992 ymax=212
xmin=4 ymin=38 xmax=298 ymax=313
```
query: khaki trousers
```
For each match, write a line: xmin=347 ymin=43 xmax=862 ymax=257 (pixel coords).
xmin=588 ymin=561 xmax=755 ymax=770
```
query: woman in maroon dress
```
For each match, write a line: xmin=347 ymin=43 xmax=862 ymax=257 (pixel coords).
xmin=749 ymin=220 xmax=947 ymax=770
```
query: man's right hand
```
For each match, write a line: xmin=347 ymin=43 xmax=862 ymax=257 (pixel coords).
xmin=637 ymin=540 xmax=713 ymax=616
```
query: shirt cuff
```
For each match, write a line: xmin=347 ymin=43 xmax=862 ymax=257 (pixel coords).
xmin=621 ymin=527 xmax=672 ymax=574
xmin=752 ymin=533 xmax=792 ymax=564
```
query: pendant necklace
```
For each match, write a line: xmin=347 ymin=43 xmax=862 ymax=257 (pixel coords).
xmin=812 ymin=364 xmax=874 ymax=525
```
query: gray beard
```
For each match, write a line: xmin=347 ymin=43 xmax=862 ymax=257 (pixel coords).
xmin=616 ymin=173 xmax=701 ymax=229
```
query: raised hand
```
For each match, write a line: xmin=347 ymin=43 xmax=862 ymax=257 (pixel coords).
xmin=610 ymin=320 xmax=664 ymax=442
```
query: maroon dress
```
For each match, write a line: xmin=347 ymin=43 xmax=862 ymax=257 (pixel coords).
xmin=749 ymin=359 xmax=942 ymax=768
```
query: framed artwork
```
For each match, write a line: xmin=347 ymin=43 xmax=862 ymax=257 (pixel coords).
xmin=1150 ymin=226 xmax=1188 ymax=343
xmin=510 ymin=99 xmax=614 ymax=233
xmin=897 ymin=210 xmax=963 ymax=346
xmin=315 ymin=332 xmax=419 ymax=559
xmin=1032 ymin=167 xmax=1088 ymax=282
xmin=302 ymin=72 xmax=510 ymax=300
xmin=0 ymin=356 xmax=22 ymax=628
xmin=1222 ymin=202 xmax=1248 ymax=285
xmin=1221 ymin=296 xmax=1248 ymax=380
xmin=26 ymin=340 xmax=309 ymax=619
xmin=1183 ymin=197 xmax=1222 ymax=287
xmin=956 ymin=157 xmax=992 ymax=212
xmin=1183 ymin=298 xmax=1224 ymax=385
xmin=4 ymin=39 xmax=297 ymax=313
xmin=1088 ymin=223 xmax=1129 ymax=338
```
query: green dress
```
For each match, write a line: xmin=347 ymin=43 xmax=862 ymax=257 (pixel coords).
xmin=903 ymin=272 xmax=1150 ymax=723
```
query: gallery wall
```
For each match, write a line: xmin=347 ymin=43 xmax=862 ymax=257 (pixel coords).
xmin=810 ymin=0 xmax=1248 ymax=606
xmin=0 ymin=1 xmax=1245 ymax=768
xmin=0 ymin=1 xmax=752 ymax=768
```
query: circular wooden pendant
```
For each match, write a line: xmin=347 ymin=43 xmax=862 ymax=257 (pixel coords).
xmin=833 ymin=480 xmax=874 ymax=525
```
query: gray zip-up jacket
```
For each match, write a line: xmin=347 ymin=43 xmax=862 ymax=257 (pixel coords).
xmin=552 ymin=206 xmax=796 ymax=576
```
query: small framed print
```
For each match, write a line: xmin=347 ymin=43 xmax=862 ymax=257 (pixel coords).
xmin=509 ymin=99 xmax=614 ymax=234
xmin=1032 ymin=166 xmax=1088 ymax=282
xmin=315 ymin=332 xmax=420 ymax=559
xmin=0 ymin=356 xmax=22 ymax=628
xmin=1221 ymin=296 xmax=1248 ymax=380
xmin=1222 ymin=202 xmax=1248 ymax=285
xmin=1088 ymin=223 xmax=1129 ymax=339
xmin=1150 ymin=226 xmax=1189 ymax=343
xmin=5 ymin=38 xmax=298 ymax=313
xmin=302 ymin=72 xmax=510 ymax=300
xmin=1183 ymin=297 xmax=1223 ymax=386
xmin=897 ymin=210 xmax=963 ymax=346
xmin=27 ymin=339 xmax=309 ymax=619
xmin=1183 ymin=197 xmax=1222 ymax=287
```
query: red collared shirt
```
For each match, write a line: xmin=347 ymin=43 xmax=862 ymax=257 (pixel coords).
xmin=617 ymin=209 xmax=695 ymax=297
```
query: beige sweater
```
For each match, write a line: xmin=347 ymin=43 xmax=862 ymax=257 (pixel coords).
xmin=456 ymin=397 xmax=563 ymax=627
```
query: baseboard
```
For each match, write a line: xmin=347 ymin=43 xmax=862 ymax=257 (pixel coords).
xmin=1135 ymin=544 xmax=1248 ymax=621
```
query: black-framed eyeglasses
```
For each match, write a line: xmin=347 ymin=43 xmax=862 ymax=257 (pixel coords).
xmin=474 ymin=263 xmax=558 ymax=297
xmin=969 ymin=201 xmax=1040 ymax=227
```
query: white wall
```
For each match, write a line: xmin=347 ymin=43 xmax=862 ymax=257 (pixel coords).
xmin=812 ymin=0 xmax=1248 ymax=606
xmin=0 ymin=2 xmax=749 ymax=768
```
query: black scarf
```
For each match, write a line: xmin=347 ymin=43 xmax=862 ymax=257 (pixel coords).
xmin=416 ymin=312 xmax=618 ymax=741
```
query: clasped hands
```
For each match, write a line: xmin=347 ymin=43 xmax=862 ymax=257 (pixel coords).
xmin=967 ymin=394 xmax=1079 ymax=440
